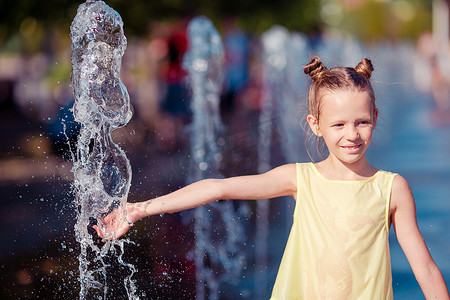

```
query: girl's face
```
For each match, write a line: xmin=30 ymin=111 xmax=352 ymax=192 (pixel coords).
xmin=307 ymin=90 xmax=377 ymax=166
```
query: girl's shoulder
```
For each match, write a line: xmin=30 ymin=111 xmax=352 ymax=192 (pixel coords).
xmin=390 ymin=174 xmax=413 ymax=202
xmin=389 ymin=174 xmax=416 ymax=223
xmin=271 ymin=163 xmax=298 ymax=183
xmin=270 ymin=163 xmax=297 ymax=175
xmin=263 ymin=164 xmax=297 ymax=181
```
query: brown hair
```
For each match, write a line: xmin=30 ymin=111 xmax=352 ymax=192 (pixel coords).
xmin=304 ymin=56 xmax=376 ymax=120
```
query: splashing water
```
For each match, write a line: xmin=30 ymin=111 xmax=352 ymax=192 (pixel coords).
xmin=70 ymin=1 xmax=138 ymax=298
xmin=182 ymin=16 xmax=247 ymax=300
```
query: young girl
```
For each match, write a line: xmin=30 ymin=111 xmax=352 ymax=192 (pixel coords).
xmin=95 ymin=57 xmax=449 ymax=299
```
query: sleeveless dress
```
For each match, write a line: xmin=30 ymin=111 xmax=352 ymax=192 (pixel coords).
xmin=270 ymin=162 xmax=397 ymax=300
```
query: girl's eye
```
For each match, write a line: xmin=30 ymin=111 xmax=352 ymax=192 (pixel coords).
xmin=333 ymin=124 xmax=344 ymax=128
xmin=359 ymin=121 xmax=370 ymax=125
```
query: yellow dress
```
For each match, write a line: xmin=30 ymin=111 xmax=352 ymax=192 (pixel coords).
xmin=270 ymin=163 xmax=397 ymax=300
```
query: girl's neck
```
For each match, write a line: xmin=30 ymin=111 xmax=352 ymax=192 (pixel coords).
xmin=314 ymin=156 xmax=378 ymax=181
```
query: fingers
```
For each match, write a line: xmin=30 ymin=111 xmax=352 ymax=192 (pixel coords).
xmin=92 ymin=206 xmax=131 ymax=240
xmin=93 ymin=224 xmax=116 ymax=240
xmin=93 ymin=225 xmax=105 ymax=238
xmin=102 ymin=212 xmax=115 ymax=226
xmin=93 ymin=222 xmax=124 ymax=240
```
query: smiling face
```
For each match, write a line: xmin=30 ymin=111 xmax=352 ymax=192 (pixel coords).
xmin=307 ymin=89 xmax=378 ymax=167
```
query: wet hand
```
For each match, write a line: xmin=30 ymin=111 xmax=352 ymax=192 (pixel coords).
xmin=93 ymin=202 xmax=142 ymax=240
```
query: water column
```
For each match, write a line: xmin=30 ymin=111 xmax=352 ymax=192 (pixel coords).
xmin=182 ymin=16 xmax=246 ymax=300
xmin=70 ymin=1 xmax=137 ymax=298
xmin=255 ymin=25 xmax=291 ymax=298
xmin=281 ymin=31 xmax=309 ymax=163
xmin=280 ymin=32 xmax=310 ymax=247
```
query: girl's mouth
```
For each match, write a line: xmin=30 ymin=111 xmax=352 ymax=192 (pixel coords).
xmin=341 ymin=144 xmax=362 ymax=152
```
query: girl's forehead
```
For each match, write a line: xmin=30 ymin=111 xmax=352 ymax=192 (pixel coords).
xmin=320 ymin=90 xmax=373 ymax=116
xmin=321 ymin=90 xmax=372 ymax=107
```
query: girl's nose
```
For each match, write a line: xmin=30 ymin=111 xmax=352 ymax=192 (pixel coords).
xmin=346 ymin=125 xmax=359 ymax=140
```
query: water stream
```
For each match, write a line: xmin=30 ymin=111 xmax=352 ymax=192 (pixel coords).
xmin=182 ymin=16 xmax=247 ymax=300
xmin=70 ymin=1 xmax=138 ymax=298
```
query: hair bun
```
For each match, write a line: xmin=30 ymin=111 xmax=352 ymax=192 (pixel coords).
xmin=304 ymin=56 xmax=327 ymax=82
xmin=355 ymin=58 xmax=374 ymax=79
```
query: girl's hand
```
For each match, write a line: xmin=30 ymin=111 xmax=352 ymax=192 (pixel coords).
xmin=93 ymin=202 xmax=144 ymax=240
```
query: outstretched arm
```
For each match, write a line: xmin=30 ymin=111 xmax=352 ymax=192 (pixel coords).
xmin=390 ymin=175 xmax=449 ymax=299
xmin=95 ymin=163 xmax=297 ymax=239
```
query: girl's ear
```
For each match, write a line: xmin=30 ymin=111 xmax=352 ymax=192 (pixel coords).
xmin=373 ymin=109 xmax=378 ymax=128
xmin=307 ymin=114 xmax=322 ymax=137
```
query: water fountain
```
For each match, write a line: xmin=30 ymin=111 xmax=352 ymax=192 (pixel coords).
xmin=182 ymin=15 xmax=247 ymax=300
xmin=259 ymin=26 xmax=310 ymax=166
xmin=253 ymin=25 xmax=304 ymax=298
xmin=70 ymin=0 xmax=138 ymax=298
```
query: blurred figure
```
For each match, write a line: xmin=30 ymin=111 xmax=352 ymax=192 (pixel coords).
xmin=159 ymin=22 xmax=189 ymax=118
xmin=154 ymin=21 xmax=190 ymax=151
xmin=416 ymin=31 xmax=450 ymax=125
xmin=431 ymin=55 xmax=450 ymax=109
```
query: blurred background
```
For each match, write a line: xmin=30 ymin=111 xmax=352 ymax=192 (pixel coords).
xmin=0 ymin=0 xmax=449 ymax=299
